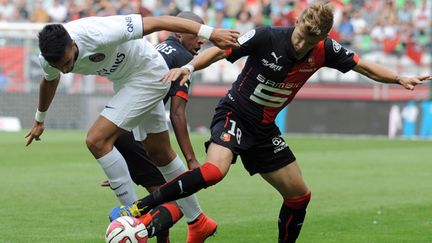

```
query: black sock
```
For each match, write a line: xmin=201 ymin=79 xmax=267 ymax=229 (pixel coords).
xmin=137 ymin=167 xmax=208 ymax=214
xmin=146 ymin=205 xmax=174 ymax=238
xmin=278 ymin=193 xmax=311 ymax=243
xmin=155 ymin=229 xmax=169 ymax=243
xmin=278 ymin=204 xmax=307 ymax=243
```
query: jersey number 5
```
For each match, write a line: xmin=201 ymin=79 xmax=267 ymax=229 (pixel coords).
xmin=249 ymin=83 xmax=292 ymax=108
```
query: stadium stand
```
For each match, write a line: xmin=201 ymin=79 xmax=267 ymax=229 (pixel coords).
xmin=0 ymin=0 xmax=430 ymax=136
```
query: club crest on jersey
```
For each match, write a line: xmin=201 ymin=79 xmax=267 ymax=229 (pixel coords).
xmin=307 ymin=57 xmax=315 ymax=67
xmin=220 ymin=132 xmax=231 ymax=142
xmin=332 ymin=39 xmax=342 ymax=53
xmin=89 ymin=53 xmax=105 ymax=62
xmin=238 ymin=29 xmax=256 ymax=45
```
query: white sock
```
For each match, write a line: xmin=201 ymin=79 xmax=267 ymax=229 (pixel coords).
xmin=97 ymin=147 xmax=137 ymax=205
xmin=158 ymin=155 xmax=202 ymax=222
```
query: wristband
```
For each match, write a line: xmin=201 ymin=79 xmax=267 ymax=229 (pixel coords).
xmin=198 ymin=25 xmax=214 ymax=40
xmin=182 ymin=64 xmax=195 ymax=75
xmin=35 ymin=109 xmax=46 ymax=123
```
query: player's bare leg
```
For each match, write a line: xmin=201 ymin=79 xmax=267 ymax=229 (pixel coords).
xmin=260 ymin=161 xmax=311 ymax=243
xmin=87 ymin=116 xmax=137 ymax=205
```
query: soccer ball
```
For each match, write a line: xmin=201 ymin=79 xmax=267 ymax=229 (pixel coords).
xmin=105 ymin=216 xmax=148 ymax=243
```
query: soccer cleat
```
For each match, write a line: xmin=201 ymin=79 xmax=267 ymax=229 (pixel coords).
xmin=109 ymin=203 xmax=142 ymax=222
xmin=138 ymin=213 xmax=153 ymax=227
xmin=187 ymin=213 xmax=218 ymax=243
xmin=139 ymin=212 xmax=171 ymax=243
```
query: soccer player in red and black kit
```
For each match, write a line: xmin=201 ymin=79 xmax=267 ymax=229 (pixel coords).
xmin=107 ymin=11 xmax=218 ymax=243
xmin=110 ymin=2 xmax=431 ymax=242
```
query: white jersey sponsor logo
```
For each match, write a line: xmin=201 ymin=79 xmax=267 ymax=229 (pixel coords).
xmin=261 ymin=58 xmax=283 ymax=72
xmin=271 ymin=52 xmax=282 ymax=63
xmin=237 ymin=29 xmax=256 ymax=45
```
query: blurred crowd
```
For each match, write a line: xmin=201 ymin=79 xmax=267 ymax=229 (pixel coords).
xmin=0 ymin=0 xmax=431 ymax=54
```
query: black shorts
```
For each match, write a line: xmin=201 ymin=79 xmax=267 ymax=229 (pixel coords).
xmin=114 ymin=132 xmax=166 ymax=188
xmin=205 ymin=105 xmax=296 ymax=175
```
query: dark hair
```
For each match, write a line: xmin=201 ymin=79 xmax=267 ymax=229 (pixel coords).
xmin=176 ymin=11 xmax=205 ymax=24
xmin=38 ymin=24 xmax=72 ymax=63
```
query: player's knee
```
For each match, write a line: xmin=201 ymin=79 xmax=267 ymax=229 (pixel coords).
xmin=283 ymin=191 xmax=312 ymax=209
xmin=200 ymin=162 xmax=224 ymax=186
xmin=145 ymin=146 xmax=176 ymax=166
xmin=85 ymin=134 xmax=111 ymax=156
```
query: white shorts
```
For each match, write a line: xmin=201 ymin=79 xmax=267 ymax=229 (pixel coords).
xmin=101 ymin=76 xmax=170 ymax=141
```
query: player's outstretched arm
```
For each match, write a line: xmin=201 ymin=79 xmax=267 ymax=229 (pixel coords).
xmin=161 ymin=47 xmax=227 ymax=86
xmin=353 ymin=59 xmax=432 ymax=90
xmin=25 ymin=76 xmax=60 ymax=146
xmin=169 ymin=96 xmax=200 ymax=169
xmin=142 ymin=16 xmax=239 ymax=49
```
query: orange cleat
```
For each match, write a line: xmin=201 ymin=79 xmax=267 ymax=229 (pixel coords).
xmin=187 ymin=213 xmax=217 ymax=243
xmin=138 ymin=213 xmax=152 ymax=226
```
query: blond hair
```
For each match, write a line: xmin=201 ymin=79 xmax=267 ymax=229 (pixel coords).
xmin=298 ymin=1 xmax=334 ymax=36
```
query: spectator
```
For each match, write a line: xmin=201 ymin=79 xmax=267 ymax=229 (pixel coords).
xmin=360 ymin=1 xmax=379 ymax=27
xmin=351 ymin=9 xmax=367 ymax=35
xmin=273 ymin=1 xmax=300 ymax=27
xmin=0 ymin=0 xmax=15 ymax=22
xmin=337 ymin=11 xmax=354 ymax=46
xmin=412 ymin=0 xmax=431 ymax=36
xmin=225 ymin=0 xmax=243 ymax=18
xmin=117 ymin=0 xmax=134 ymax=15
xmin=378 ymin=0 xmax=397 ymax=26
xmin=151 ymin=0 xmax=167 ymax=16
xmin=0 ymin=65 xmax=8 ymax=91
xmin=30 ymin=0 xmax=49 ymax=23
xmin=15 ymin=0 xmax=29 ymax=22
xmin=235 ymin=9 xmax=254 ymax=34
xmin=65 ymin=1 xmax=82 ymax=22
xmin=211 ymin=9 xmax=234 ymax=29
xmin=397 ymin=0 xmax=415 ymax=25
xmin=47 ymin=0 xmax=67 ymax=23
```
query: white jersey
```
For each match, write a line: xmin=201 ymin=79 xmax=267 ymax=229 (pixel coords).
xmin=39 ymin=14 xmax=168 ymax=84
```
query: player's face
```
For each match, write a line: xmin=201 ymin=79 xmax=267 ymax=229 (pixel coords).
xmin=49 ymin=41 xmax=78 ymax=73
xmin=179 ymin=33 xmax=205 ymax=55
xmin=291 ymin=23 xmax=326 ymax=59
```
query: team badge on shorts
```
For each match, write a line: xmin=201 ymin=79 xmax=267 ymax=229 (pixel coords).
xmin=89 ymin=53 xmax=106 ymax=62
xmin=272 ymin=136 xmax=288 ymax=154
xmin=220 ymin=132 xmax=231 ymax=142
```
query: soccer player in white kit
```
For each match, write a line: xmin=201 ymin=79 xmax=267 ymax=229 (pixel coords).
xmin=25 ymin=14 xmax=239 ymax=242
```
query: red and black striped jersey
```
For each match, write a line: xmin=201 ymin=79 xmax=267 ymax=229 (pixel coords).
xmin=222 ymin=26 xmax=359 ymax=124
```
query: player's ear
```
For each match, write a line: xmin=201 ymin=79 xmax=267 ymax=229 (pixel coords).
xmin=174 ymin=32 xmax=182 ymax=39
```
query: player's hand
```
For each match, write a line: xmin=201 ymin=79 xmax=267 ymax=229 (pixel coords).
xmin=399 ymin=75 xmax=432 ymax=90
xmin=161 ymin=67 xmax=190 ymax=86
xmin=100 ymin=179 xmax=110 ymax=187
xmin=210 ymin=28 xmax=240 ymax=49
xmin=25 ymin=121 xmax=45 ymax=146
xmin=187 ymin=158 xmax=201 ymax=170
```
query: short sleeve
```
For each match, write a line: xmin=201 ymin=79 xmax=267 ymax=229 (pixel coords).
xmin=66 ymin=14 xmax=143 ymax=49
xmin=38 ymin=54 xmax=60 ymax=81
xmin=226 ymin=26 xmax=269 ymax=63
xmin=324 ymin=38 xmax=359 ymax=73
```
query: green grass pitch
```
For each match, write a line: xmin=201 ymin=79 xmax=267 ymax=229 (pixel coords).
xmin=0 ymin=130 xmax=431 ymax=242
